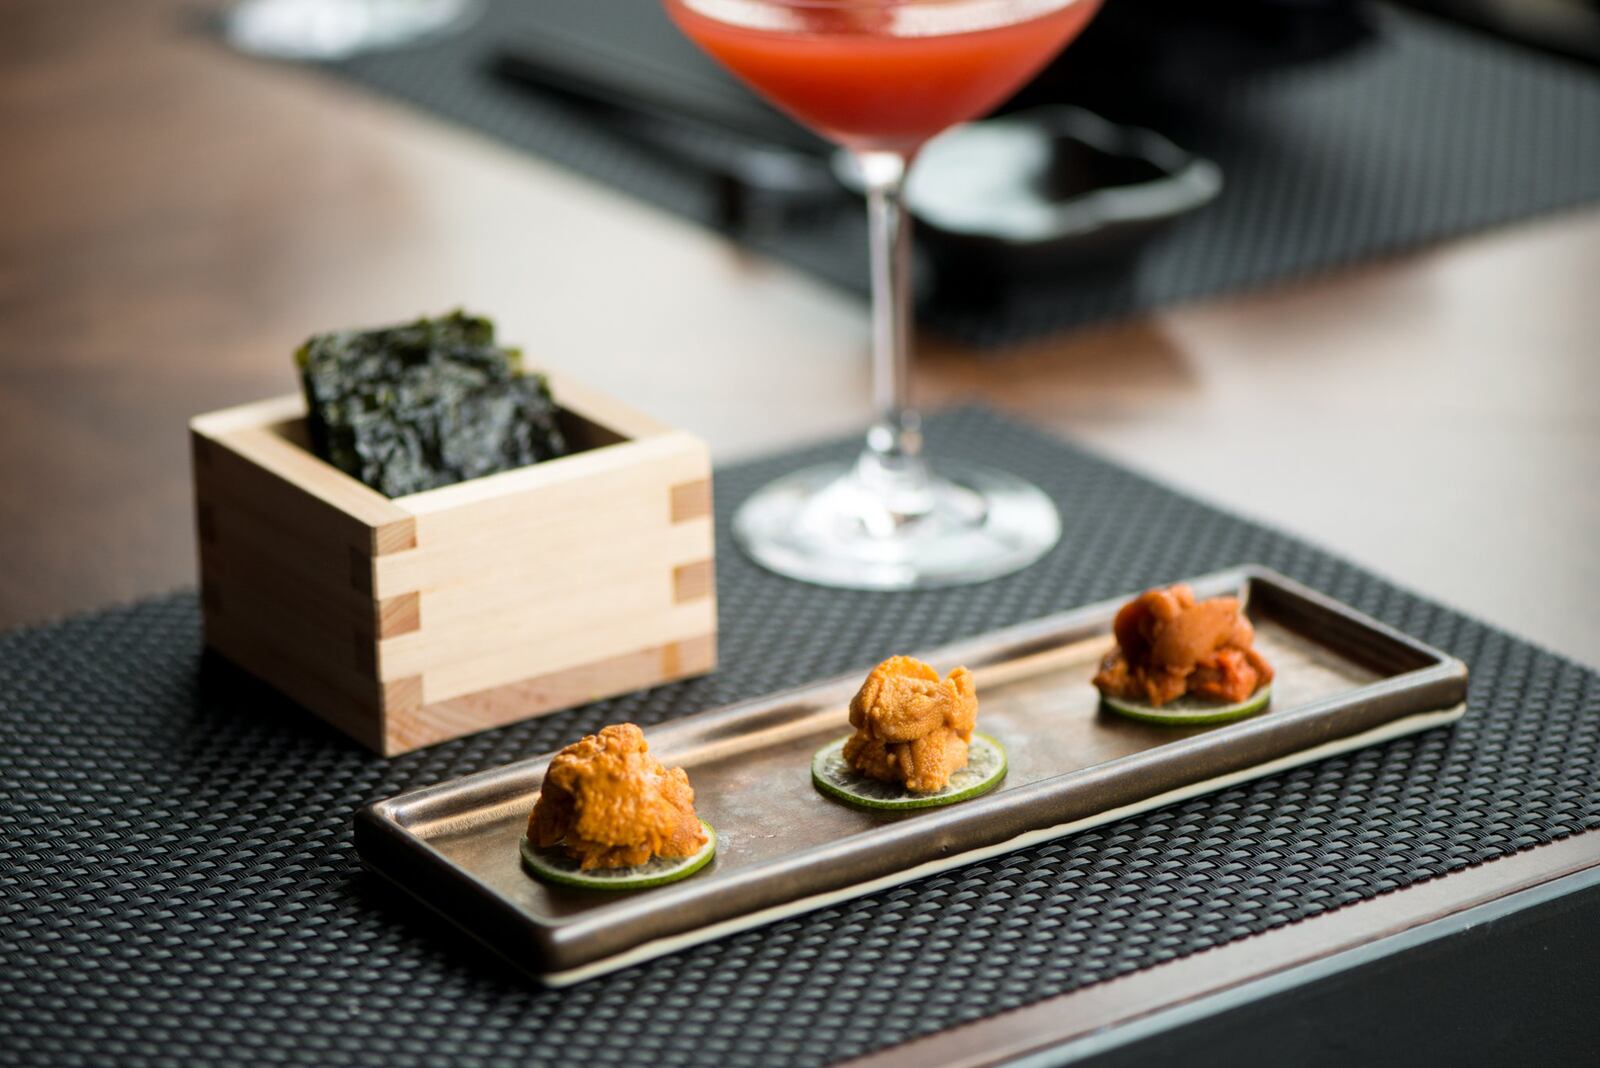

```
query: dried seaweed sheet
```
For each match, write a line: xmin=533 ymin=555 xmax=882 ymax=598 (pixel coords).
xmin=297 ymin=311 xmax=566 ymax=497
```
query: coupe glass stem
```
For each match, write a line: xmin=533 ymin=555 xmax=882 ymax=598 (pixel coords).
xmin=677 ymin=0 xmax=1071 ymax=588
xmin=855 ymin=150 xmax=934 ymax=530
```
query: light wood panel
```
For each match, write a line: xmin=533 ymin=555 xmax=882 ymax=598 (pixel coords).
xmin=192 ymin=389 xmax=716 ymax=754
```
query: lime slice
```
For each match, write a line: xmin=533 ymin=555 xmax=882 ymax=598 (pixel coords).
xmin=811 ymin=732 xmax=1008 ymax=811
xmin=519 ymin=821 xmax=716 ymax=891
xmin=1102 ymin=685 xmax=1273 ymax=726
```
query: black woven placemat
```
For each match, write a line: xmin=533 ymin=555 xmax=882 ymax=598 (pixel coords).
xmin=307 ymin=2 xmax=1600 ymax=346
xmin=2 ymin=409 xmax=1597 ymax=1066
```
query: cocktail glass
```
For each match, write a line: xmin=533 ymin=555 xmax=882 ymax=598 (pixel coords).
xmin=665 ymin=0 xmax=1103 ymax=589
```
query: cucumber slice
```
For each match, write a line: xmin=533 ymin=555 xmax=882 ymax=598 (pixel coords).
xmin=519 ymin=821 xmax=716 ymax=891
xmin=811 ymin=733 xmax=1008 ymax=811
xmin=1102 ymin=684 xmax=1273 ymax=726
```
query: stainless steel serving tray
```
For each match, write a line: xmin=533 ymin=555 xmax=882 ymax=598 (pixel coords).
xmin=356 ymin=566 xmax=1468 ymax=985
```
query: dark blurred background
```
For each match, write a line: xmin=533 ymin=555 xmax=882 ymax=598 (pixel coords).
xmin=300 ymin=0 xmax=1600 ymax=345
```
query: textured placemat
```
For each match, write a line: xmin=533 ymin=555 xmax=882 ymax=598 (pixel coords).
xmin=2 ymin=409 xmax=1597 ymax=1066
xmin=307 ymin=2 xmax=1600 ymax=345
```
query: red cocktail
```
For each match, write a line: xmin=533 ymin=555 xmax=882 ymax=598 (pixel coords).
xmin=666 ymin=0 xmax=1104 ymax=589
xmin=666 ymin=0 xmax=1101 ymax=153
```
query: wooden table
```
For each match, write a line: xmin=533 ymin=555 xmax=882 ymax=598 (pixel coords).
xmin=2 ymin=0 xmax=1597 ymax=663
xmin=2 ymin=2 xmax=1598 ymax=1063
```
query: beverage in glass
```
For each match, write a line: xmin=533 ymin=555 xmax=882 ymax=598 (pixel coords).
xmin=666 ymin=0 xmax=1104 ymax=589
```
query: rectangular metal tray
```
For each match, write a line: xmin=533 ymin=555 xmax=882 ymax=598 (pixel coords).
xmin=356 ymin=566 xmax=1468 ymax=985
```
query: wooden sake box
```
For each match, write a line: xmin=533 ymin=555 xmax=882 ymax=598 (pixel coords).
xmin=190 ymin=374 xmax=717 ymax=755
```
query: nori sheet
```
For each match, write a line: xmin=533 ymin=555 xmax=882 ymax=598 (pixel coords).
xmin=296 ymin=311 xmax=567 ymax=497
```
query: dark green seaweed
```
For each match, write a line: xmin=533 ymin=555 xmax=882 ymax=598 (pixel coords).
xmin=296 ymin=311 xmax=566 ymax=497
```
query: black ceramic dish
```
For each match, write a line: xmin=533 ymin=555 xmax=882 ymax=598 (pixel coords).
xmin=859 ymin=105 xmax=1225 ymax=278
xmin=496 ymin=46 xmax=1222 ymax=265
xmin=357 ymin=566 xmax=1466 ymax=985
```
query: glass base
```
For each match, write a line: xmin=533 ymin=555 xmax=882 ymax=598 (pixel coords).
xmin=732 ymin=457 xmax=1060 ymax=590
xmin=224 ymin=0 xmax=483 ymax=61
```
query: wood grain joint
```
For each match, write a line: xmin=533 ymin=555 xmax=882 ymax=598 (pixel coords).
xmin=382 ymin=676 xmax=424 ymax=716
xmin=376 ymin=592 xmax=422 ymax=638
xmin=373 ymin=517 xmax=417 ymax=555
xmin=673 ymin=559 xmax=715 ymax=604
xmin=670 ymin=479 xmax=712 ymax=523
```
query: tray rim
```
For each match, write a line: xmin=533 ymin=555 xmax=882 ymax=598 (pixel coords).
xmin=355 ymin=564 xmax=1469 ymax=982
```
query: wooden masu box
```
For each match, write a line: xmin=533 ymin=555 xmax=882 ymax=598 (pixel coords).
xmin=190 ymin=374 xmax=717 ymax=755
